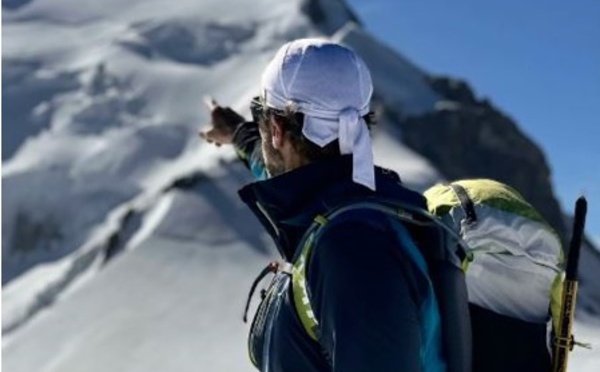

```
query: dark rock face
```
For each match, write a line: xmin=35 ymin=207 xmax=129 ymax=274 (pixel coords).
xmin=426 ymin=76 xmax=478 ymax=106
xmin=3 ymin=0 xmax=35 ymax=11
xmin=399 ymin=76 xmax=567 ymax=240
xmin=301 ymin=0 xmax=362 ymax=35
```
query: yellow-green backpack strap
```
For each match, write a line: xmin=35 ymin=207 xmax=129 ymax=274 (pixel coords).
xmin=291 ymin=215 xmax=328 ymax=342
xmin=290 ymin=202 xmax=430 ymax=342
xmin=550 ymin=272 xmax=564 ymax=331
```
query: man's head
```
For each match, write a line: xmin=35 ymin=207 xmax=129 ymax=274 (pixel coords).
xmin=254 ymin=39 xmax=376 ymax=190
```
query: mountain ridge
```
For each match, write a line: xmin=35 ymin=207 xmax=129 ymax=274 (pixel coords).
xmin=2 ymin=0 xmax=599 ymax=370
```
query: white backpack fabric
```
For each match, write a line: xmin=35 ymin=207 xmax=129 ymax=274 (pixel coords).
xmin=425 ymin=179 xmax=564 ymax=325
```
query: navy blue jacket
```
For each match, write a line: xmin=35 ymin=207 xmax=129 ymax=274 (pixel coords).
xmin=235 ymin=123 xmax=445 ymax=372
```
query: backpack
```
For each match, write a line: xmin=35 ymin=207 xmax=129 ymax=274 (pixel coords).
xmin=289 ymin=197 xmax=472 ymax=372
xmin=424 ymin=179 xmax=564 ymax=372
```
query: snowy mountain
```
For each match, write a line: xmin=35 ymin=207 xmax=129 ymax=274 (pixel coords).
xmin=3 ymin=0 xmax=599 ymax=371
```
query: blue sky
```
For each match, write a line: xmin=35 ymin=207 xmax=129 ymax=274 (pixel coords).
xmin=347 ymin=0 xmax=600 ymax=244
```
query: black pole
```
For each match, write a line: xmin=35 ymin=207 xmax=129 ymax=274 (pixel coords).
xmin=552 ymin=196 xmax=588 ymax=372
xmin=565 ymin=197 xmax=587 ymax=280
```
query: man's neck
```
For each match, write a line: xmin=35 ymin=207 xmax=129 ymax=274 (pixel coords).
xmin=281 ymin=143 xmax=310 ymax=172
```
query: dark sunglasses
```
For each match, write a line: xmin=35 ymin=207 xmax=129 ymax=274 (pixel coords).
xmin=250 ymin=96 xmax=286 ymax=123
xmin=250 ymin=96 xmax=376 ymax=125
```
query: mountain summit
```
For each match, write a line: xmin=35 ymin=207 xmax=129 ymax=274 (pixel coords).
xmin=3 ymin=0 xmax=599 ymax=371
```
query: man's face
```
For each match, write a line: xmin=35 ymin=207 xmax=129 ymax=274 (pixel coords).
xmin=259 ymin=115 xmax=286 ymax=177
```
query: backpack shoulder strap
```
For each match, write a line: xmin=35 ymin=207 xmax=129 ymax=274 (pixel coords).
xmin=290 ymin=201 xmax=415 ymax=341
xmin=290 ymin=214 xmax=326 ymax=341
xmin=290 ymin=200 xmax=448 ymax=341
xmin=290 ymin=200 xmax=473 ymax=372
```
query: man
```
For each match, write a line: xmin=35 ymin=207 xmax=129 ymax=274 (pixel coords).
xmin=200 ymin=39 xmax=460 ymax=372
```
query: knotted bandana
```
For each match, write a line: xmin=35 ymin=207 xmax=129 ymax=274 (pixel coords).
xmin=261 ymin=39 xmax=375 ymax=190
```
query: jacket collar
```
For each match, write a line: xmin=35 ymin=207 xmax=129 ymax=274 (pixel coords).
xmin=238 ymin=155 xmax=425 ymax=260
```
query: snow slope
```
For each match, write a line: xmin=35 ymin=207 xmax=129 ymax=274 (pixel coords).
xmin=3 ymin=0 xmax=313 ymax=283
xmin=3 ymin=162 xmax=271 ymax=372
xmin=3 ymin=0 xmax=599 ymax=371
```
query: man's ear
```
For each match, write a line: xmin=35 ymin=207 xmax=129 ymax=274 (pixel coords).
xmin=271 ymin=118 xmax=284 ymax=149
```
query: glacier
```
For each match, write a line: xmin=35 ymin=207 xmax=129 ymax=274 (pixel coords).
xmin=3 ymin=0 xmax=599 ymax=371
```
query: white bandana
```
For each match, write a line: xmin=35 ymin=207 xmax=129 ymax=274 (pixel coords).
xmin=261 ymin=39 xmax=376 ymax=190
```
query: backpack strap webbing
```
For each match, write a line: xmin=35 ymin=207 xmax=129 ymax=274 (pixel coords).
xmin=448 ymin=183 xmax=478 ymax=225
xmin=290 ymin=214 xmax=326 ymax=341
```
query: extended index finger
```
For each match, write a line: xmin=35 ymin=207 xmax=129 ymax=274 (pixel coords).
xmin=203 ymin=95 xmax=219 ymax=111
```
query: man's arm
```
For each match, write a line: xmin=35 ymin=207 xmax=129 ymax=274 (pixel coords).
xmin=199 ymin=100 xmax=267 ymax=180
xmin=307 ymin=218 xmax=424 ymax=372
xmin=231 ymin=121 xmax=268 ymax=180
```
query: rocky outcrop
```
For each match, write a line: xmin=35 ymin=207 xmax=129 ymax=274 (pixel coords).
xmin=302 ymin=0 xmax=362 ymax=35
xmin=398 ymin=76 xmax=568 ymax=240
